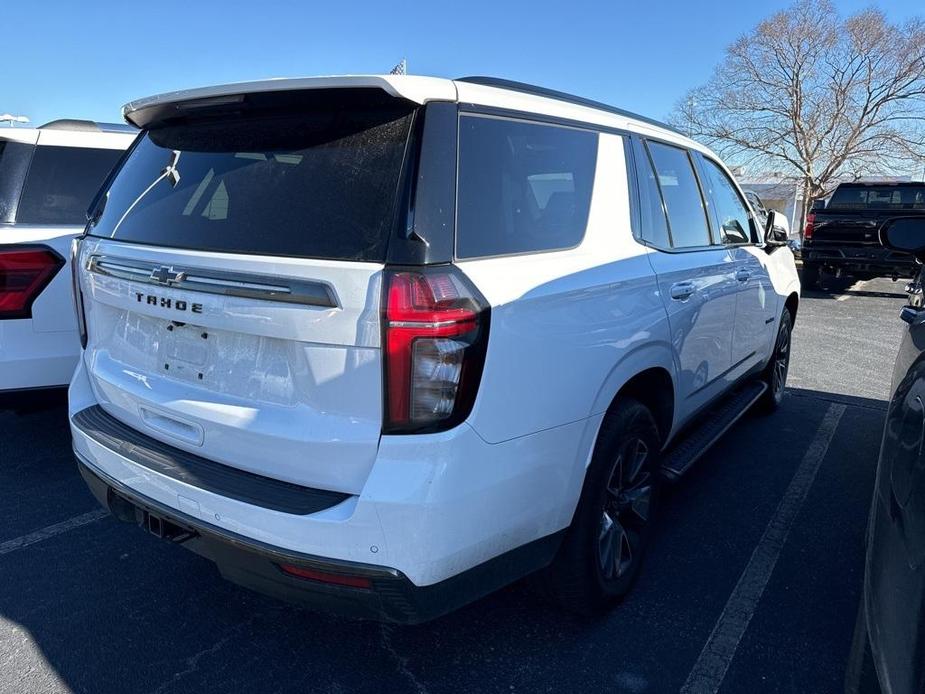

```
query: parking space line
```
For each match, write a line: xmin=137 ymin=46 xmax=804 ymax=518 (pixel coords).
xmin=0 ymin=509 xmax=108 ymax=556
xmin=835 ymin=280 xmax=867 ymax=301
xmin=680 ymin=402 xmax=846 ymax=694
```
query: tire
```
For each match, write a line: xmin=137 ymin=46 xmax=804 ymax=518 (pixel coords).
xmin=802 ymin=262 xmax=820 ymax=289
xmin=542 ymin=398 xmax=661 ymax=616
xmin=757 ymin=309 xmax=793 ymax=413
xmin=845 ymin=601 xmax=882 ymax=693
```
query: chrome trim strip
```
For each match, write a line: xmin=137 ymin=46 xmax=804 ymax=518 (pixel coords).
xmin=388 ymin=319 xmax=469 ymax=329
xmin=86 ymin=255 xmax=338 ymax=308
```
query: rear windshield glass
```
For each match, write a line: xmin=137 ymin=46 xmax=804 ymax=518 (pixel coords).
xmin=17 ymin=146 xmax=125 ymax=225
xmin=456 ymin=115 xmax=598 ymax=259
xmin=829 ymin=185 xmax=925 ymax=209
xmin=88 ymin=107 xmax=414 ymax=262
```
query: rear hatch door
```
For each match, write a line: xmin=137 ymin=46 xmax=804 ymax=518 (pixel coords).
xmin=814 ymin=185 xmax=925 ymax=246
xmin=812 ymin=209 xmax=883 ymax=245
xmin=78 ymin=93 xmax=416 ymax=495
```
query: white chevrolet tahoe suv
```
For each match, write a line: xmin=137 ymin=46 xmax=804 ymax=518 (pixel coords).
xmin=0 ymin=120 xmax=134 ymax=395
xmin=69 ymin=76 xmax=800 ymax=623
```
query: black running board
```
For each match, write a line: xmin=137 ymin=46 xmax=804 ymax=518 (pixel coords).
xmin=659 ymin=380 xmax=767 ymax=481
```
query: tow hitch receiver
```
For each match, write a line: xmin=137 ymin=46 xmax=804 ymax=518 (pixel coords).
xmin=143 ymin=511 xmax=196 ymax=544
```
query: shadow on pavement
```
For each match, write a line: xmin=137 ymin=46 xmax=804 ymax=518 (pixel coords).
xmin=0 ymin=387 xmax=67 ymax=415
xmin=787 ymin=386 xmax=889 ymax=411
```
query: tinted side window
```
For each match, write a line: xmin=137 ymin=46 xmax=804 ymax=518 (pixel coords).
xmin=17 ymin=146 xmax=124 ymax=225
xmin=0 ymin=141 xmax=35 ymax=224
xmin=745 ymin=191 xmax=765 ymax=215
xmin=456 ymin=116 xmax=598 ymax=259
xmin=701 ymin=158 xmax=752 ymax=244
xmin=646 ymin=141 xmax=711 ymax=248
xmin=631 ymin=138 xmax=671 ymax=248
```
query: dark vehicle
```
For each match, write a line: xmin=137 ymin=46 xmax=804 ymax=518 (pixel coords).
xmin=802 ymin=182 xmax=925 ymax=288
xmin=845 ymin=216 xmax=925 ymax=694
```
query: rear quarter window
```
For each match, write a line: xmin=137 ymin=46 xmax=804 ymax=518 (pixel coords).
xmin=17 ymin=146 xmax=124 ymax=225
xmin=456 ymin=116 xmax=598 ymax=259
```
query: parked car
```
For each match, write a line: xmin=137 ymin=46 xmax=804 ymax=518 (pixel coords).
xmin=845 ymin=216 xmax=925 ymax=694
xmin=744 ymin=189 xmax=769 ymax=229
xmin=802 ymin=182 xmax=925 ymax=288
xmin=69 ymin=75 xmax=800 ymax=623
xmin=0 ymin=120 xmax=135 ymax=394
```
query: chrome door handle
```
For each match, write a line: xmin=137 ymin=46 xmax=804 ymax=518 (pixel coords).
xmin=669 ymin=282 xmax=695 ymax=301
xmin=736 ymin=269 xmax=751 ymax=282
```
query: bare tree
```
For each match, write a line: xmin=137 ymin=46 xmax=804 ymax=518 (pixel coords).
xmin=671 ymin=0 xmax=925 ymax=230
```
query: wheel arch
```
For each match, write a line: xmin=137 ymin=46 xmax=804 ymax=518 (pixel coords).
xmin=784 ymin=291 xmax=799 ymax=325
xmin=607 ymin=367 xmax=675 ymax=444
xmin=590 ymin=343 xmax=678 ymax=445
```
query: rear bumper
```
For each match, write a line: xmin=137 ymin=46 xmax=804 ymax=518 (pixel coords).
xmin=802 ymin=246 xmax=917 ymax=276
xmin=69 ymin=357 xmax=587 ymax=620
xmin=77 ymin=453 xmax=562 ymax=623
xmin=0 ymin=319 xmax=78 ymax=391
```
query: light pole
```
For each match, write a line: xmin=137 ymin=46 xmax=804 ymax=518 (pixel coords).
xmin=0 ymin=114 xmax=30 ymax=128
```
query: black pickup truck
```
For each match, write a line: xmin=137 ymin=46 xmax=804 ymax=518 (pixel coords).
xmin=801 ymin=182 xmax=925 ymax=288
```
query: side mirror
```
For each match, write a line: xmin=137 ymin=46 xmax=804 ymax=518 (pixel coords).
xmin=880 ymin=217 xmax=925 ymax=261
xmin=765 ymin=210 xmax=789 ymax=245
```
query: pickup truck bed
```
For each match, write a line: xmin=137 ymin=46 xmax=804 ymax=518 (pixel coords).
xmin=802 ymin=182 xmax=925 ymax=287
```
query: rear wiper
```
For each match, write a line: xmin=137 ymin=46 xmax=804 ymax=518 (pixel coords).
xmin=163 ymin=150 xmax=181 ymax=187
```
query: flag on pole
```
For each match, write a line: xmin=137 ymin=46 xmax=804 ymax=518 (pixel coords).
xmin=389 ymin=59 xmax=407 ymax=75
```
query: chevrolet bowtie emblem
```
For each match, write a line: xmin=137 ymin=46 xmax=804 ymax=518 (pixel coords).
xmin=150 ymin=266 xmax=186 ymax=285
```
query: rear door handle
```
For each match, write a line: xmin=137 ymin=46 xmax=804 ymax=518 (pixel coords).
xmin=736 ymin=269 xmax=751 ymax=282
xmin=669 ymin=282 xmax=696 ymax=301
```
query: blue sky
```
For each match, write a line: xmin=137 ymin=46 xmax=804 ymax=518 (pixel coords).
xmin=1 ymin=0 xmax=921 ymax=127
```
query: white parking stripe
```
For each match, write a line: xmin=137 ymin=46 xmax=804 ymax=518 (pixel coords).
xmin=680 ymin=403 xmax=846 ymax=694
xmin=0 ymin=509 xmax=108 ymax=556
xmin=836 ymin=280 xmax=867 ymax=301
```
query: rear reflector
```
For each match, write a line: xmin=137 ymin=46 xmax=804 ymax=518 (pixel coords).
xmin=0 ymin=246 xmax=64 ymax=319
xmin=278 ymin=563 xmax=373 ymax=589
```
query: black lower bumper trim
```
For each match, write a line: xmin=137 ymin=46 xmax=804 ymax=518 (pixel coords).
xmin=72 ymin=405 xmax=349 ymax=515
xmin=76 ymin=454 xmax=564 ymax=624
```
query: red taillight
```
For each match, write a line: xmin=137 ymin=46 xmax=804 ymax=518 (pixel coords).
xmin=278 ymin=563 xmax=373 ymax=589
xmin=0 ymin=247 xmax=64 ymax=320
xmin=383 ymin=267 xmax=489 ymax=433
xmin=803 ymin=212 xmax=815 ymax=240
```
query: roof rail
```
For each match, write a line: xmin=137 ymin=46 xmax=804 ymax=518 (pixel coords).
xmin=455 ymin=76 xmax=683 ymax=136
xmin=39 ymin=119 xmax=136 ymax=134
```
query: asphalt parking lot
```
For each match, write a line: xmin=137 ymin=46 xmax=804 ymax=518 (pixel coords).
xmin=0 ymin=275 xmax=909 ymax=694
